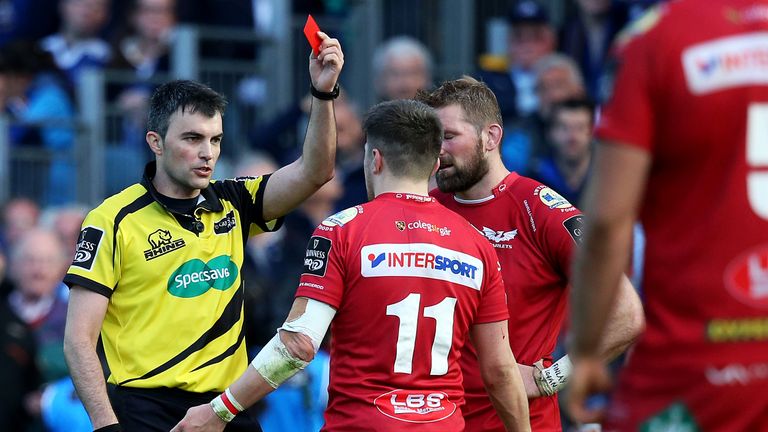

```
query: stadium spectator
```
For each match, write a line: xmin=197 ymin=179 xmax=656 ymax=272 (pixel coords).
xmin=372 ymin=36 xmax=433 ymax=101
xmin=477 ymin=0 xmax=556 ymax=123
xmin=1 ymin=198 xmax=41 ymax=254
xmin=40 ymin=0 xmax=113 ymax=87
xmin=0 ymin=0 xmax=60 ymax=46
xmin=530 ymin=98 xmax=595 ymax=206
xmin=0 ymin=40 xmax=77 ymax=206
xmin=501 ymin=53 xmax=587 ymax=175
xmin=0 ymin=298 xmax=40 ymax=431
xmin=172 ymin=99 xmax=531 ymax=432
xmin=558 ymin=0 xmax=629 ymax=102
xmin=109 ymin=0 xmax=175 ymax=81
xmin=63 ymin=33 xmax=343 ymax=432
xmin=569 ymin=1 xmax=768 ymax=429
xmin=40 ymin=204 xmax=90 ymax=256
xmin=418 ymin=76 xmax=642 ymax=431
xmin=106 ymin=0 xmax=177 ymax=192
xmin=8 ymin=229 xmax=70 ymax=383
xmin=331 ymin=91 xmax=366 ymax=211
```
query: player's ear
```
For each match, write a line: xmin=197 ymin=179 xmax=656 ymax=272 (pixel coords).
xmin=372 ymin=148 xmax=384 ymax=174
xmin=485 ymin=123 xmax=503 ymax=152
xmin=146 ymin=131 xmax=163 ymax=156
xmin=431 ymin=158 xmax=440 ymax=177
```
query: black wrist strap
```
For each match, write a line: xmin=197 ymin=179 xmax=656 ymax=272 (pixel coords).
xmin=311 ymin=82 xmax=340 ymax=100
xmin=93 ymin=424 xmax=121 ymax=432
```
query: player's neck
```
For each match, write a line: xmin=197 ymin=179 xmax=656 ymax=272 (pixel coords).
xmin=374 ymin=178 xmax=430 ymax=199
xmin=454 ymin=160 xmax=510 ymax=201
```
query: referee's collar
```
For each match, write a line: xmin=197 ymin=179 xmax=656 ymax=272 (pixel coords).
xmin=140 ymin=161 xmax=224 ymax=213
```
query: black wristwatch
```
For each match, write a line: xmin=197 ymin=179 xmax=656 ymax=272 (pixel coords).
xmin=311 ymin=82 xmax=340 ymax=100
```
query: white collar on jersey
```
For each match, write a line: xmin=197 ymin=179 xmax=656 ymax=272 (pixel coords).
xmin=453 ymin=194 xmax=495 ymax=204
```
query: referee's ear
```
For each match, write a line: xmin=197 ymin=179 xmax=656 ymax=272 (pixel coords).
xmin=146 ymin=131 xmax=163 ymax=156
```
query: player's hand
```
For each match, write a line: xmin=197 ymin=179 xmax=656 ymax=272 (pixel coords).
xmin=564 ymin=355 xmax=612 ymax=425
xmin=309 ymin=32 xmax=344 ymax=93
xmin=169 ymin=404 xmax=225 ymax=432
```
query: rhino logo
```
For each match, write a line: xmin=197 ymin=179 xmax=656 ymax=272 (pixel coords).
xmin=148 ymin=229 xmax=173 ymax=248
xmin=144 ymin=229 xmax=186 ymax=261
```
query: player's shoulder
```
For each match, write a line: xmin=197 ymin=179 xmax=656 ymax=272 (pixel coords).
xmin=613 ymin=2 xmax=673 ymax=50
xmin=209 ymin=175 xmax=266 ymax=198
xmin=317 ymin=204 xmax=367 ymax=232
xmin=515 ymin=176 xmax=582 ymax=219
xmin=88 ymin=183 xmax=149 ymax=222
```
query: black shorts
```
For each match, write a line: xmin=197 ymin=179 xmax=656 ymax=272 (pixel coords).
xmin=108 ymin=385 xmax=263 ymax=431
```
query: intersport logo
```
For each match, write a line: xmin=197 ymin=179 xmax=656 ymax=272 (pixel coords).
xmin=361 ymin=243 xmax=484 ymax=290
xmin=167 ymin=255 xmax=238 ymax=298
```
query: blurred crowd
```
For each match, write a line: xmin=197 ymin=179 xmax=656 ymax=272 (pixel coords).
xmin=1 ymin=0 xmax=660 ymax=430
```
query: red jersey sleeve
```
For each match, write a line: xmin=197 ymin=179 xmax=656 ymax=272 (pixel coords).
xmin=295 ymin=225 xmax=346 ymax=308
xmin=531 ymin=185 xmax=584 ymax=279
xmin=474 ymin=241 xmax=510 ymax=324
xmin=595 ymin=14 xmax=658 ymax=152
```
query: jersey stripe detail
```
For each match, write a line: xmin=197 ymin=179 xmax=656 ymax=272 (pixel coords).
xmin=112 ymin=192 xmax=154 ymax=263
xmin=118 ymin=285 xmax=244 ymax=386
xmin=249 ymin=173 xmax=274 ymax=234
xmin=191 ymin=325 xmax=246 ymax=372
xmin=63 ymin=274 xmax=113 ymax=298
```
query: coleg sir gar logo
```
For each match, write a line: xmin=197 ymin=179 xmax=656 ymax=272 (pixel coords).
xmin=167 ymin=255 xmax=238 ymax=298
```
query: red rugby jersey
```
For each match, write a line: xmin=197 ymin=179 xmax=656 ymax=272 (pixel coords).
xmin=433 ymin=172 xmax=583 ymax=431
xmin=594 ymin=0 xmax=768 ymax=429
xmin=295 ymin=192 xmax=508 ymax=432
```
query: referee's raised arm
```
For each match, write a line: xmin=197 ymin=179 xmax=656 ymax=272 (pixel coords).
xmin=263 ymin=32 xmax=345 ymax=221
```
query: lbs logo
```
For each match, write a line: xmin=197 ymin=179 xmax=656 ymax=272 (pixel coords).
xmin=724 ymin=244 xmax=768 ymax=308
xmin=167 ymin=255 xmax=238 ymax=298
xmin=374 ymin=389 xmax=456 ymax=423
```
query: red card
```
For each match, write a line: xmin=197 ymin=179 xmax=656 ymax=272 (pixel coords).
xmin=303 ymin=15 xmax=322 ymax=56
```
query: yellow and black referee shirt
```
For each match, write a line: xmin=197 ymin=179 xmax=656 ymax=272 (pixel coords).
xmin=64 ymin=162 xmax=282 ymax=393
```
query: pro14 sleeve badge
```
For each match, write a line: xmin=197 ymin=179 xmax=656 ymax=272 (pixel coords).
xmin=73 ymin=226 xmax=104 ymax=270
xmin=303 ymin=236 xmax=332 ymax=277
xmin=563 ymin=215 xmax=585 ymax=245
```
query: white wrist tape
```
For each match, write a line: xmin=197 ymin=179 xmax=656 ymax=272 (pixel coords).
xmin=533 ymin=355 xmax=573 ymax=397
xmin=251 ymin=298 xmax=336 ymax=388
xmin=210 ymin=389 xmax=243 ymax=423
xmin=279 ymin=298 xmax=336 ymax=351
xmin=251 ymin=333 xmax=309 ymax=388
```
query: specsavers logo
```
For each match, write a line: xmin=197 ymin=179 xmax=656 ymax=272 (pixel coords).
xmin=167 ymin=255 xmax=238 ymax=298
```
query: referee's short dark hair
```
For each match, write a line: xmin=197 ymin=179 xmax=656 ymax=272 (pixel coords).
xmin=148 ymin=80 xmax=228 ymax=139
xmin=363 ymin=99 xmax=443 ymax=180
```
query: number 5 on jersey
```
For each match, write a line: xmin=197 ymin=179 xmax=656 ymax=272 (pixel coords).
xmin=748 ymin=103 xmax=768 ymax=219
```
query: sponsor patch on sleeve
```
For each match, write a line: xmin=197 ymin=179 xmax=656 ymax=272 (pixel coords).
xmin=535 ymin=186 xmax=573 ymax=210
xmin=303 ymin=236 xmax=332 ymax=277
xmin=72 ymin=226 xmax=104 ymax=270
xmin=563 ymin=215 xmax=585 ymax=245
xmin=321 ymin=207 xmax=359 ymax=227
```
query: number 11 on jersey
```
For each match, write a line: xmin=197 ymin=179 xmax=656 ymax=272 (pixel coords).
xmin=386 ymin=293 xmax=458 ymax=376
